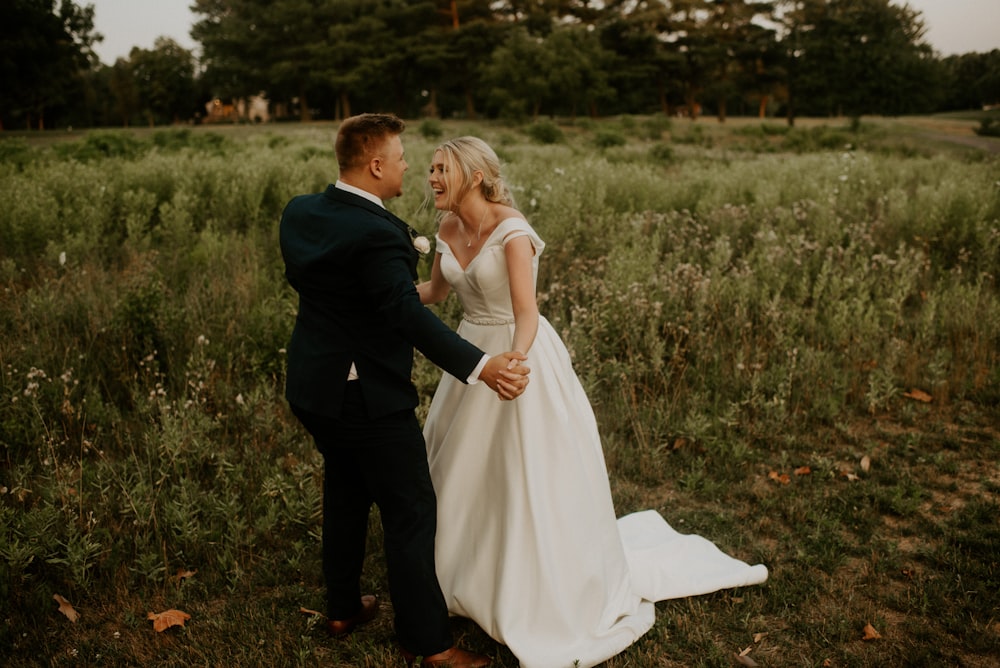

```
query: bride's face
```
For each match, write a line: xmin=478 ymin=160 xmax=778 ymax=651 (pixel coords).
xmin=428 ymin=149 xmax=454 ymax=211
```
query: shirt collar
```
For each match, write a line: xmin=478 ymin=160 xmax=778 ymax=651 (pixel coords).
xmin=335 ymin=180 xmax=384 ymax=209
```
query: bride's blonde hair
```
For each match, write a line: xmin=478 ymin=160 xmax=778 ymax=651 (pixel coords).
xmin=434 ymin=136 xmax=516 ymax=212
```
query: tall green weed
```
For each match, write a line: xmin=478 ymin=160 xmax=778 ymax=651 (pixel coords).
xmin=0 ymin=121 xmax=997 ymax=666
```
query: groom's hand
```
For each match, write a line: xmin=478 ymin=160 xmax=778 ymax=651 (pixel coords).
xmin=480 ymin=351 xmax=530 ymax=400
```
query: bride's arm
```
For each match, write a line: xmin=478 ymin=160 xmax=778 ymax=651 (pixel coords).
xmin=505 ymin=235 xmax=539 ymax=354
xmin=416 ymin=251 xmax=451 ymax=305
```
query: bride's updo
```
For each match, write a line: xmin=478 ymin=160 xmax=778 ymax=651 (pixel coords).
xmin=436 ymin=136 xmax=516 ymax=210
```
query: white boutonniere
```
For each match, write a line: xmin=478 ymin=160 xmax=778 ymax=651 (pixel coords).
xmin=412 ymin=235 xmax=431 ymax=255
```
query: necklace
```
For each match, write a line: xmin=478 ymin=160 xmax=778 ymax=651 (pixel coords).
xmin=462 ymin=208 xmax=489 ymax=248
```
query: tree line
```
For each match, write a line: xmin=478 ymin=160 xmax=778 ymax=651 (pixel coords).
xmin=3 ymin=0 xmax=999 ymax=131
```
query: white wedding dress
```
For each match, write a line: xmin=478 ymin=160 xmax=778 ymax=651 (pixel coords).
xmin=423 ymin=218 xmax=768 ymax=668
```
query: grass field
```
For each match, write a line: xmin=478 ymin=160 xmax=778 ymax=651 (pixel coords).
xmin=1 ymin=114 xmax=998 ymax=667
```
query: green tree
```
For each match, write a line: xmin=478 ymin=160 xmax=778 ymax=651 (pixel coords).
xmin=481 ymin=27 xmax=555 ymax=120
xmin=194 ymin=0 xmax=416 ymax=121
xmin=403 ymin=0 xmax=506 ymax=120
xmin=107 ymin=58 xmax=140 ymax=126
xmin=598 ymin=1 xmax=680 ymax=115
xmin=544 ymin=26 xmax=616 ymax=118
xmin=0 ymin=0 xmax=101 ymax=129
xmin=785 ymin=0 xmax=936 ymax=118
xmin=129 ymin=38 xmax=198 ymax=125
xmin=939 ymin=50 xmax=1000 ymax=111
xmin=702 ymin=1 xmax=778 ymax=121
xmin=663 ymin=0 xmax=713 ymax=119
xmin=192 ymin=0 xmax=273 ymax=112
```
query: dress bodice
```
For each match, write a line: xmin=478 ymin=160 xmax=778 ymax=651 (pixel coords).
xmin=435 ymin=218 xmax=545 ymax=325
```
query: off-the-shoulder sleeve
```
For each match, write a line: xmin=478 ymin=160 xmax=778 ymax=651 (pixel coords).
xmin=497 ymin=217 xmax=545 ymax=256
xmin=434 ymin=231 xmax=454 ymax=258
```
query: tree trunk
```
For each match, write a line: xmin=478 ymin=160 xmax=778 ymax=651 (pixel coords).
xmin=299 ymin=91 xmax=312 ymax=122
xmin=464 ymin=89 xmax=477 ymax=120
xmin=685 ymin=92 xmax=700 ymax=120
xmin=758 ymin=95 xmax=768 ymax=118
xmin=424 ymin=88 xmax=439 ymax=118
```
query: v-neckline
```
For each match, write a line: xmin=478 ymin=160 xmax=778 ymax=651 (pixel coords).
xmin=446 ymin=221 xmax=507 ymax=272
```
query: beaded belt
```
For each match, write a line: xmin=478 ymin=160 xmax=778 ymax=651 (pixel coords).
xmin=462 ymin=314 xmax=515 ymax=326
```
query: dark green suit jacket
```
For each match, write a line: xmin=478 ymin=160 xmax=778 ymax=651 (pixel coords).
xmin=280 ymin=185 xmax=484 ymax=419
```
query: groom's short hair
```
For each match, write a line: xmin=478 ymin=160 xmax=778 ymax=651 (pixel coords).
xmin=336 ymin=113 xmax=406 ymax=173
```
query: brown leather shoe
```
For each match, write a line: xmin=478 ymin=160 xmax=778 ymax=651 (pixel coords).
xmin=401 ymin=645 xmax=491 ymax=667
xmin=326 ymin=594 xmax=378 ymax=637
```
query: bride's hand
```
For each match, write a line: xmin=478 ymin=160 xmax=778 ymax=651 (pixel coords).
xmin=481 ymin=351 xmax=530 ymax=400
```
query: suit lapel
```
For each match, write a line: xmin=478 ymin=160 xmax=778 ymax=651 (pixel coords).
xmin=325 ymin=185 xmax=420 ymax=272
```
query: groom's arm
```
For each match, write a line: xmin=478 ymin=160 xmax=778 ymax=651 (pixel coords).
xmin=361 ymin=226 xmax=530 ymax=398
xmin=361 ymin=225 xmax=486 ymax=379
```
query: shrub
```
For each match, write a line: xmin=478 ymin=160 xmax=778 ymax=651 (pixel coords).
xmin=0 ymin=138 xmax=34 ymax=170
xmin=594 ymin=130 xmax=627 ymax=149
xmin=72 ymin=130 xmax=144 ymax=160
xmin=418 ymin=118 xmax=444 ymax=140
xmin=151 ymin=128 xmax=193 ymax=151
xmin=975 ymin=118 xmax=1000 ymax=137
xmin=643 ymin=114 xmax=673 ymax=140
xmin=525 ymin=120 xmax=564 ymax=144
xmin=648 ymin=142 xmax=674 ymax=163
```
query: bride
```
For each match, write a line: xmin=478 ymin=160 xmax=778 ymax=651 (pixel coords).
xmin=417 ymin=136 xmax=767 ymax=668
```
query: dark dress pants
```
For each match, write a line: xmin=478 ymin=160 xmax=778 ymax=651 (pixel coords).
xmin=291 ymin=381 xmax=453 ymax=656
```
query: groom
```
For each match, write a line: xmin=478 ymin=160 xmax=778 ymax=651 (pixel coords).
xmin=280 ymin=113 xmax=526 ymax=667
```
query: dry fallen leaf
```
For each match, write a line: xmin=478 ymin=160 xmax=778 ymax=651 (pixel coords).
xmin=299 ymin=607 xmax=322 ymax=617
xmin=733 ymin=649 xmax=758 ymax=667
xmin=53 ymin=594 xmax=79 ymax=623
xmin=174 ymin=569 xmax=198 ymax=584
xmin=768 ymin=470 xmax=791 ymax=485
xmin=862 ymin=622 xmax=882 ymax=641
xmin=822 ymin=660 xmax=833 ymax=667
xmin=860 ymin=455 xmax=871 ymax=472
xmin=794 ymin=466 xmax=811 ymax=476
xmin=148 ymin=609 xmax=191 ymax=632
xmin=903 ymin=388 xmax=932 ymax=403
xmin=753 ymin=632 xmax=767 ymax=643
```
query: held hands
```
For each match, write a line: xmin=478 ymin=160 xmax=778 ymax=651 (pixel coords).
xmin=480 ymin=351 xmax=530 ymax=400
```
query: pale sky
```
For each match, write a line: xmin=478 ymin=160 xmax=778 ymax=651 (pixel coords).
xmin=87 ymin=0 xmax=1000 ymax=65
